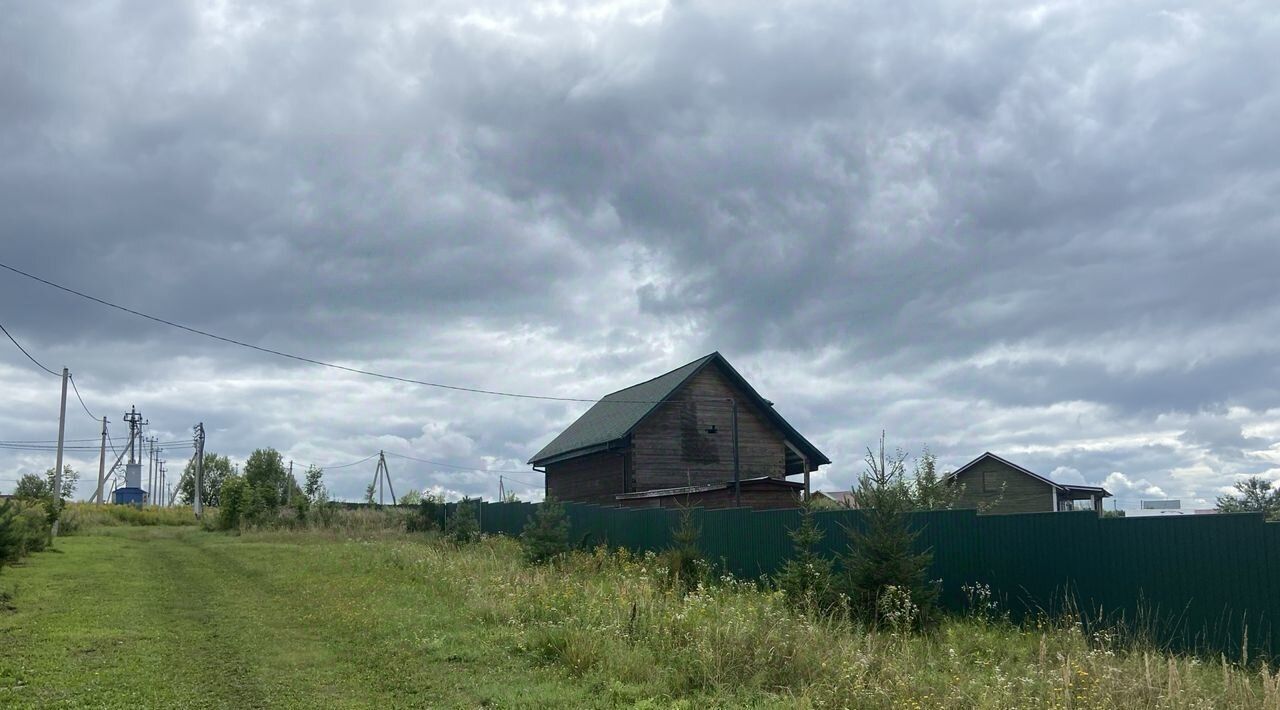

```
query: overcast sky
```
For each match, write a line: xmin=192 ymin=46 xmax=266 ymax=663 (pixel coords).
xmin=2 ymin=1 xmax=1278 ymax=509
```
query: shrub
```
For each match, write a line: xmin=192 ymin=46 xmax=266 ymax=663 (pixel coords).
xmin=0 ymin=499 xmax=51 ymax=570
xmin=312 ymin=490 xmax=337 ymax=528
xmin=521 ymin=497 xmax=569 ymax=565
xmin=218 ymin=475 xmax=250 ymax=530
xmin=445 ymin=498 xmax=480 ymax=543
xmin=406 ymin=493 xmax=445 ymax=533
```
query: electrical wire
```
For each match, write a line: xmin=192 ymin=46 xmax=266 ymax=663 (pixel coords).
xmin=0 ymin=261 xmax=678 ymax=404
xmin=383 ymin=451 xmax=538 ymax=475
xmin=316 ymin=453 xmax=380 ymax=469
xmin=0 ymin=438 xmax=102 ymax=444
xmin=0 ymin=321 xmax=60 ymax=377
xmin=68 ymin=374 xmax=98 ymax=421
xmin=0 ymin=443 xmax=108 ymax=451
xmin=497 ymin=473 xmax=543 ymax=488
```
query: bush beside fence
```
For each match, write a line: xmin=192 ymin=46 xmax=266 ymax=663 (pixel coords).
xmin=472 ymin=500 xmax=1280 ymax=660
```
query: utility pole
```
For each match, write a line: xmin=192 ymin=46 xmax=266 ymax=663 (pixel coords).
xmin=51 ymin=367 xmax=69 ymax=539
xmin=96 ymin=416 xmax=107 ymax=504
xmin=148 ymin=438 xmax=159 ymax=506
xmin=498 ymin=475 xmax=505 ymax=502
xmin=92 ymin=427 xmax=137 ymax=504
xmin=193 ymin=423 xmax=205 ymax=519
xmin=123 ymin=406 xmax=143 ymax=465
xmin=287 ymin=460 xmax=294 ymax=507
xmin=369 ymin=451 xmax=397 ymax=506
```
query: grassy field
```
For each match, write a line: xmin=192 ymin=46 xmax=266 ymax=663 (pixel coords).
xmin=0 ymin=526 xmax=600 ymax=708
xmin=2 ymin=519 xmax=1278 ymax=708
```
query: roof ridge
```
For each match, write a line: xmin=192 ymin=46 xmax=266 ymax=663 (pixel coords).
xmin=599 ymin=351 xmax=719 ymax=398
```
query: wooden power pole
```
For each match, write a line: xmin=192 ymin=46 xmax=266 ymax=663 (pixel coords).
xmin=51 ymin=367 xmax=69 ymax=539
xmin=193 ymin=423 xmax=205 ymax=519
xmin=96 ymin=416 xmax=107 ymax=504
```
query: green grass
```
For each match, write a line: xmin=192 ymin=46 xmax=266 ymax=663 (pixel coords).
xmin=0 ymin=527 xmax=602 ymax=708
xmin=2 ymin=521 xmax=1278 ymax=708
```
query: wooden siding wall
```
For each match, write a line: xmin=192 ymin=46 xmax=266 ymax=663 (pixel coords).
xmin=631 ymin=366 xmax=787 ymax=490
xmin=545 ymin=451 xmax=627 ymax=504
xmin=953 ymin=459 xmax=1054 ymax=514
xmin=619 ymin=486 xmax=801 ymax=511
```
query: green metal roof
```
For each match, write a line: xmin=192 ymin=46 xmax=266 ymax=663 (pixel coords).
xmin=528 ymin=352 xmax=830 ymax=470
xmin=528 ymin=353 xmax=717 ymax=465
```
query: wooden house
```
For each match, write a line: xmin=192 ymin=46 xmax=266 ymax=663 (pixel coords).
xmin=528 ymin=352 xmax=829 ymax=509
xmin=947 ymin=452 xmax=1112 ymax=514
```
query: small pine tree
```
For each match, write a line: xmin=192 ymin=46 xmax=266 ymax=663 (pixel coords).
xmin=521 ymin=497 xmax=570 ymax=564
xmin=664 ymin=507 xmax=704 ymax=591
xmin=0 ymin=500 xmax=21 ymax=571
xmin=445 ymin=498 xmax=480 ymax=543
xmin=838 ymin=435 xmax=938 ymax=628
xmin=774 ymin=500 xmax=838 ymax=611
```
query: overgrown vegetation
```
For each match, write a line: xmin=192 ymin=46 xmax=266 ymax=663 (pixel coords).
xmin=59 ymin=503 xmax=198 ymax=533
xmin=5 ymin=508 xmax=1278 ymax=707
xmin=1217 ymin=475 xmax=1280 ymax=520
xmin=481 ymin=539 xmax=1280 ymax=707
xmin=0 ymin=499 xmax=49 ymax=573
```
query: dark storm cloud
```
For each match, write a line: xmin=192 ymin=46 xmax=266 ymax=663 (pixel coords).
xmin=2 ymin=0 xmax=1278 ymax=503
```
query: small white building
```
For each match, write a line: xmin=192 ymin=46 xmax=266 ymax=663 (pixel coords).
xmin=1127 ymin=499 xmax=1217 ymax=517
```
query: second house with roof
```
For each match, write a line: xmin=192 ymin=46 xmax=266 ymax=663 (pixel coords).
xmin=528 ymin=352 xmax=830 ymax=510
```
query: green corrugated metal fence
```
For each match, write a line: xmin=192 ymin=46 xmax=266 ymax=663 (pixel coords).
xmin=474 ymin=501 xmax=1279 ymax=659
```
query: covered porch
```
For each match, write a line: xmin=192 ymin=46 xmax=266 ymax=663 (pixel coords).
xmin=1055 ymin=484 xmax=1112 ymax=513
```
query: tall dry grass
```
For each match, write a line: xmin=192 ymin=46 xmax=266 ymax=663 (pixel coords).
xmin=445 ymin=539 xmax=1277 ymax=708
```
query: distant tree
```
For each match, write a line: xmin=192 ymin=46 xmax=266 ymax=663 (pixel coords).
xmin=1216 ymin=477 xmax=1280 ymax=521
xmin=398 ymin=489 xmax=422 ymax=506
xmin=243 ymin=448 xmax=290 ymax=511
xmin=177 ymin=453 xmax=233 ymax=507
xmin=838 ymin=434 xmax=937 ymax=628
xmin=521 ymin=497 xmax=569 ymax=564
xmin=909 ymin=448 xmax=960 ymax=511
xmin=12 ymin=466 xmax=77 ymax=502
xmin=303 ymin=465 xmax=325 ymax=501
xmin=12 ymin=473 xmax=49 ymax=501
xmin=364 ymin=482 xmax=376 ymax=504
xmin=49 ymin=465 xmax=78 ymax=500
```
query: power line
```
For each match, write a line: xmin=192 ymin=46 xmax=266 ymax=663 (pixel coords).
xmin=1 ymin=321 xmax=107 ymax=425
xmin=0 ymin=321 xmax=60 ymax=377
xmin=68 ymin=374 xmax=98 ymax=421
xmin=498 ymin=473 xmax=542 ymax=488
xmin=0 ymin=438 xmax=102 ymax=444
xmin=316 ymin=453 xmax=380 ymax=470
xmin=383 ymin=451 xmax=538 ymax=475
xmin=0 ymin=261 xmax=674 ymax=404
